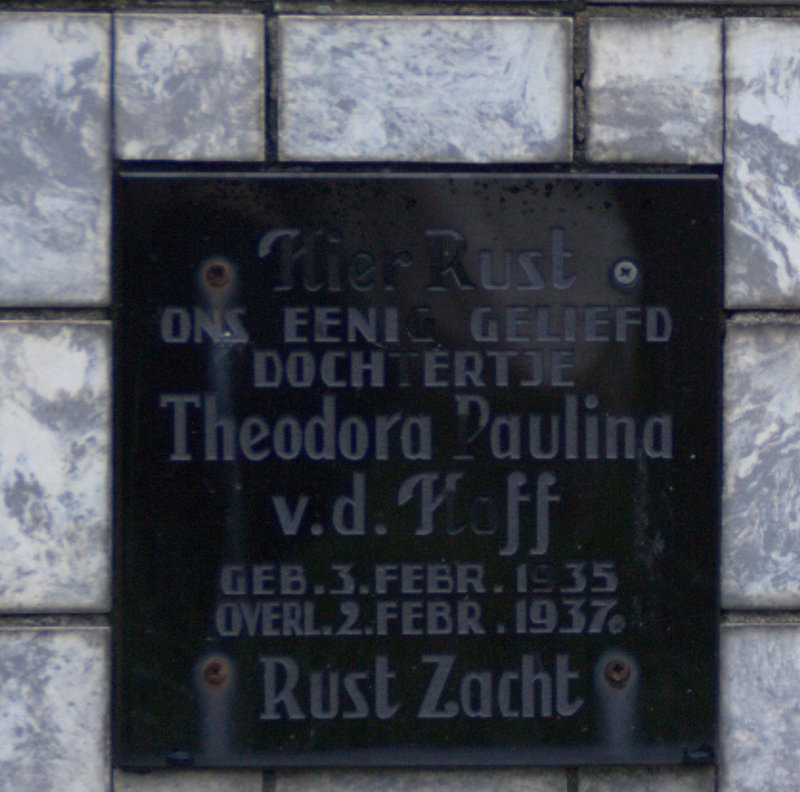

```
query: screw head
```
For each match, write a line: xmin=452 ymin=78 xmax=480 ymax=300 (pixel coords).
xmin=201 ymin=657 xmax=229 ymax=688
xmin=202 ymin=258 xmax=233 ymax=290
xmin=609 ymin=258 xmax=641 ymax=291
xmin=604 ymin=658 xmax=631 ymax=688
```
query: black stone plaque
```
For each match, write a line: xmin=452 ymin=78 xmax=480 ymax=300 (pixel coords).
xmin=114 ymin=174 xmax=721 ymax=768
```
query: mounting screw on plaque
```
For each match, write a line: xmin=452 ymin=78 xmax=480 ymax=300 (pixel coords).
xmin=604 ymin=657 xmax=632 ymax=689
xmin=201 ymin=657 xmax=230 ymax=689
xmin=199 ymin=256 xmax=236 ymax=306
xmin=202 ymin=258 xmax=232 ymax=290
xmin=609 ymin=258 xmax=641 ymax=292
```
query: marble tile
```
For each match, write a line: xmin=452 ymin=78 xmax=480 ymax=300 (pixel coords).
xmin=277 ymin=16 xmax=572 ymax=162
xmin=722 ymin=324 xmax=800 ymax=609
xmin=725 ymin=20 xmax=800 ymax=308
xmin=276 ymin=770 xmax=566 ymax=792
xmin=0 ymin=322 xmax=110 ymax=612
xmin=594 ymin=0 xmax=794 ymax=3
xmin=578 ymin=767 xmax=714 ymax=792
xmin=0 ymin=627 xmax=109 ymax=792
xmin=114 ymin=770 xmax=262 ymax=792
xmin=586 ymin=19 xmax=722 ymax=163
xmin=720 ymin=625 xmax=800 ymax=792
xmin=0 ymin=13 xmax=110 ymax=306
xmin=115 ymin=14 xmax=265 ymax=161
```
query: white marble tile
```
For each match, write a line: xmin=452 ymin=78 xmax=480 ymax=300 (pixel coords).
xmin=276 ymin=770 xmax=566 ymax=792
xmin=725 ymin=20 xmax=800 ymax=308
xmin=0 ymin=322 xmax=110 ymax=611
xmin=587 ymin=19 xmax=722 ymax=163
xmin=595 ymin=0 xmax=795 ymax=2
xmin=722 ymin=324 xmax=800 ymax=609
xmin=278 ymin=16 xmax=572 ymax=162
xmin=0 ymin=627 xmax=109 ymax=792
xmin=114 ymin=770 xmax=262 ymax=792
xmin=578 ymin=767 xmax=714 ymax=792
xmin=115 ymin=14 xmax=265 ymax=161
xmin=720 ymin=625 xmax=800 ymax=792
xmin=0 ymin=13 xmax=110 ymax=306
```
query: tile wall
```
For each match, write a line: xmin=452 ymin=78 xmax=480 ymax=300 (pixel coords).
xmin=1 ymin=6 xmax=799 ymax=792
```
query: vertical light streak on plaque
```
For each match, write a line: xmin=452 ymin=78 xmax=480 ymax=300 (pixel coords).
xmin=197 ymin=257 xmax=241 ymax=760
xmin=195 ymin=654 xmax=237 ymax=760
xmin=595 ymin=649 xmax=639 ymax=758
xmin=199 ymin=256 xmax=243 ymax=561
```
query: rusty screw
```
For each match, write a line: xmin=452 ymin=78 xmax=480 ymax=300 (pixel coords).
xmin=203 ymin=259 xmax=232 ymax=290
xmin=202 ymin=658 xmax=229 ymax=688
xmin=604 ymin=658 xmax=631 ymax=689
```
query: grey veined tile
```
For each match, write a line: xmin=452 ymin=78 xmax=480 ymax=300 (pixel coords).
xmin=720 ymin=626 xmax=800 ymax=792
xmin=276 ymin=770 xmax=566 ymax=792
xmin=578 ymin=767 xmax=714 ymax=792
xmin=725 ymin=20 xmax=800 ymax=308
xmin=0 ymin=628 xmax=109 ymax=792
xmin=587 ymin=19 xmax=722 ymax=163
xmin=0 ymin=13 xmax=110 ymax=306
xmin=278 ymin=16 xmax=572 ymax=163
xmin=115 ymin=13 xmax=265 ymax=161
xmin=722 ymin=324 xmax=800 ymax=609
xmin=0 ymin=322 xmax=111 ymax=611
xmin=114 ymin=769 xmax=263 ymax=792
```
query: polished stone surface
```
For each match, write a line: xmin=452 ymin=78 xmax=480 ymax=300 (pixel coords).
xmin=278 ymin=16 xmax=572 ymax=162
xmin=0 ymin=13 xmax=110 ymax=306
xmin=0 ymin=628 xmax=109 ymax=792
xmin=586 ymin=19 xmax=722 ymax=163
xmin=115 ymin=14 xmax=265 ymax=161
xmin=720 ymin=625 xmax=800 ymax=792
xmin=594 ymin=0 xmax=795 ymax=3
xmin=723 ymin=323 xmax=800 ymax=609
xmin=114 ymin=770 xmax=262 ymax=792
xmin=725 ymin=20 xmax=800 ymax=308
xmin=276 ymin=770 xmax=566 ymax=792
xmin=0 ymin=322 xmax=110 ymax=611
xmin=578 ymin=767 xmax=714 ymax=792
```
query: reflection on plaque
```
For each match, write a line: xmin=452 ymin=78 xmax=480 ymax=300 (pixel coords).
xmin=114 ymin=174 xmax=721 ymax=767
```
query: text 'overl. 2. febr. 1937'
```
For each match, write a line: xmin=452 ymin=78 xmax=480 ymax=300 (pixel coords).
xmin=114 ymin=174 xmax=721 ymax=768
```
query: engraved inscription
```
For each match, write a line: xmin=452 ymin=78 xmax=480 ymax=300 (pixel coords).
xmin=117 ymin=176 xmax=720 ymax=767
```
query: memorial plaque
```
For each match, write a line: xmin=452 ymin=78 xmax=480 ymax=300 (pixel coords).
xmin=114 ymin=174 xmax=721 ymax=768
